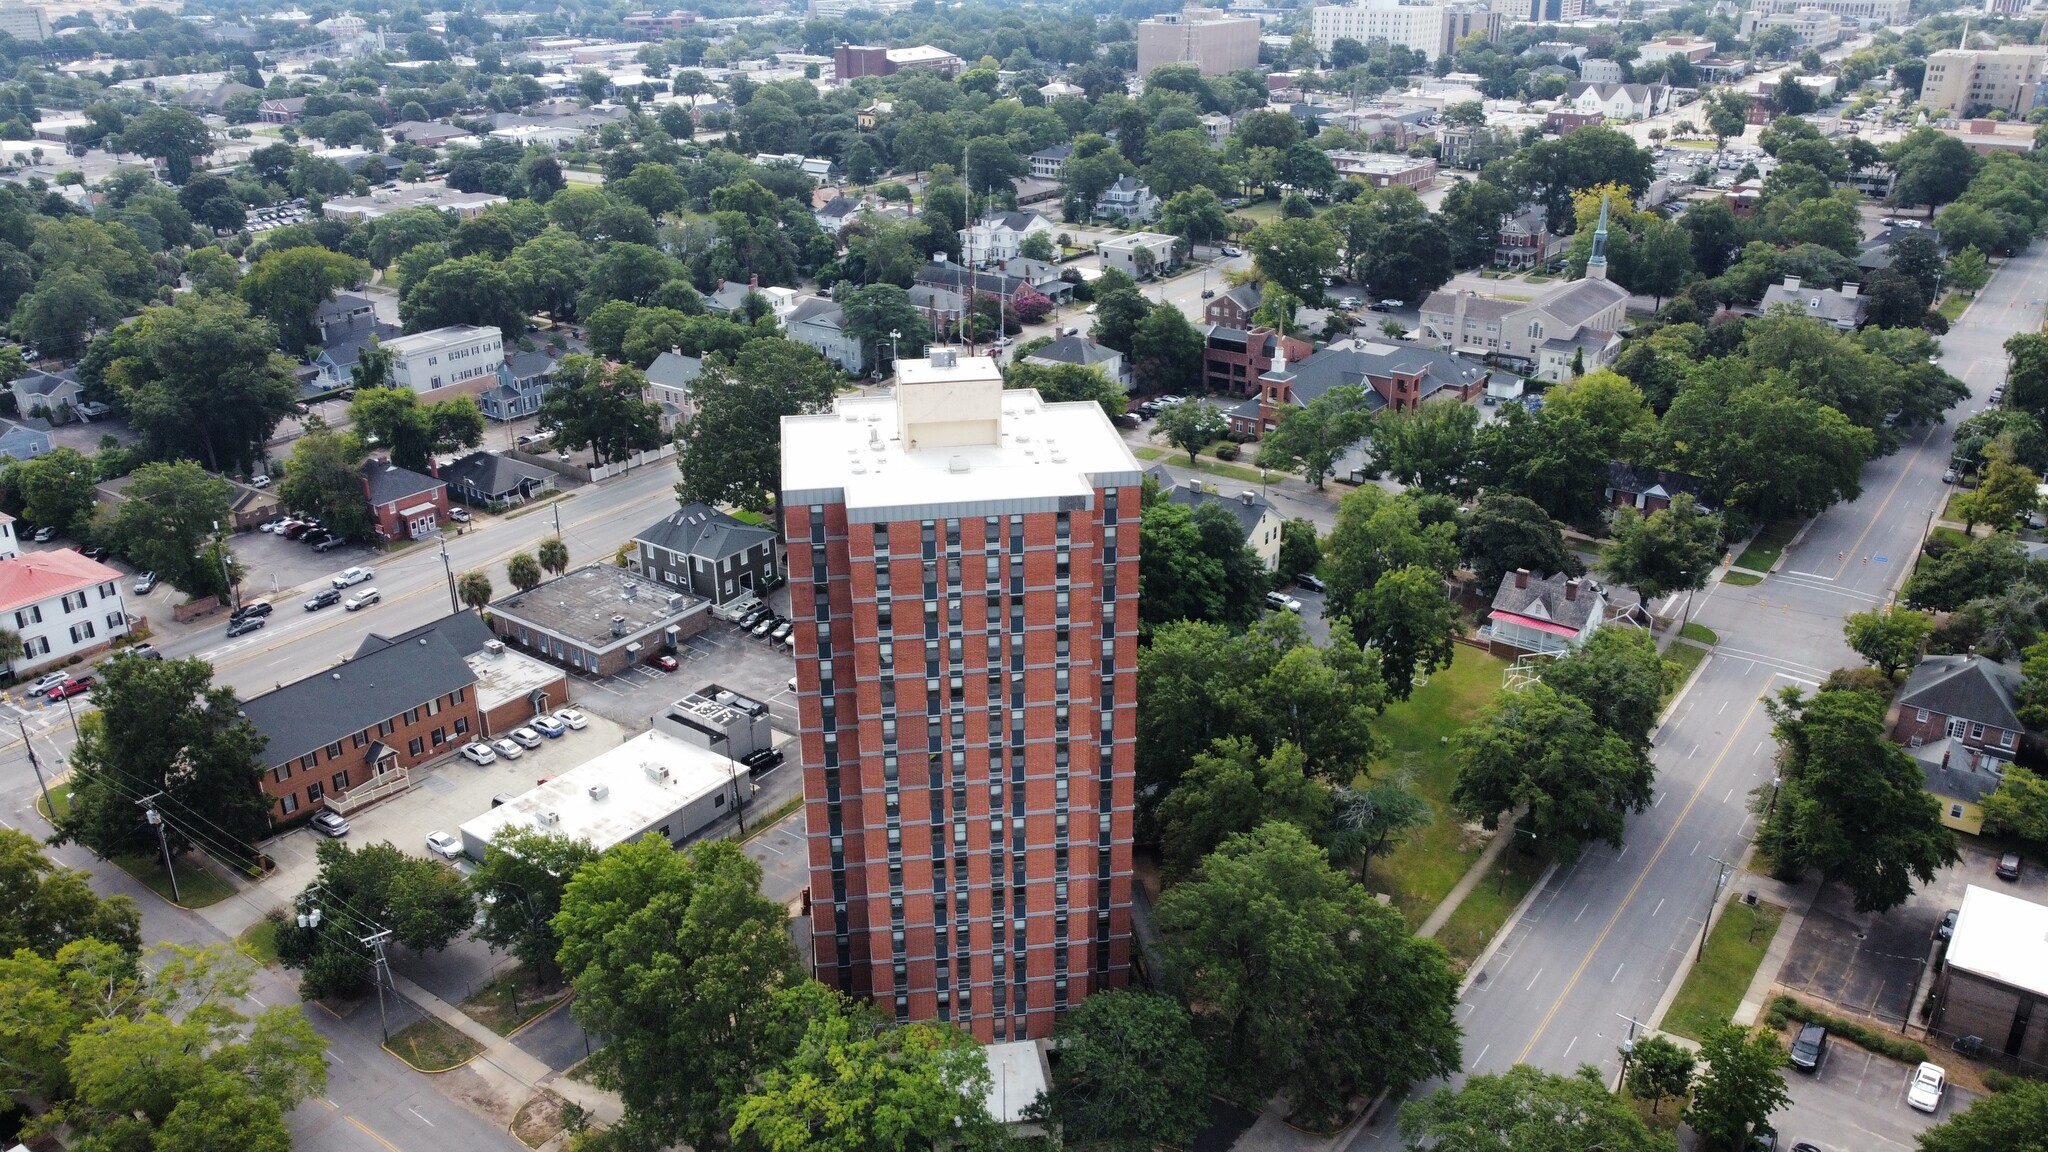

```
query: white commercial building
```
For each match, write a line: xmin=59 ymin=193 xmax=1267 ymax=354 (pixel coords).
xmin=384 ymin=325 xmax=507 ymax=402
xmin=457 ymin=726 xmax=751 ymax=859
xmin=320 ymin=185 xmax=508 ymax=222
xmin=0 ymin=550 xmax=132 ymax=674
xmin=1312 ymin=0 xmax=1501 ymax=62
xmin=1137 ymin=7 xmax=1262 ymax=77
xmin=1921 ymin=45 xmax=2048 ymax=117
xmin=1740 ymin=0 xmax=1908 ymax=34
xmin=0 ymin=4 xmax=49 ymax=42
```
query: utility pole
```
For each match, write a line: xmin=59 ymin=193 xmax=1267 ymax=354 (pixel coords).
xmin=19 ymin=720 xmax=52 ymax=820
xmin=1697 ymin=853 xmax=1735 ymax=961
xmin=363 ymin=929 xmax=395 ymax=1041
xmin=138 ymin=795 xmax=181 ymax=903
xmin=552 ymin=501 xmax=562 ymax=540
xmin=438 ymin=539 xmax=458 ymax=613
xmin=213 ymin=521 xmax=238 ymax=613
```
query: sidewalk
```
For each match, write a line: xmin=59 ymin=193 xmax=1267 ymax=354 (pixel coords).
xmin=388 ymin=971 xmax=625 ymax=1126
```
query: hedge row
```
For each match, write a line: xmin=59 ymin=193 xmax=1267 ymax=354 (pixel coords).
xmin=1765 ymin=995 xmax=1930 ymax=1065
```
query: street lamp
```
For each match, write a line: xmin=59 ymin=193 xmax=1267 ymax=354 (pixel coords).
xmin=1698 ymin=853 xmax=1735 ymax=961
xmin=439 ymin=538 xmax=458 ymax=614
xmin=887 ymin=328 xmax=900 ymax=379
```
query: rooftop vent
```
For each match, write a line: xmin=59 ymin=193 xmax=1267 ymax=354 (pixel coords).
xmin=537 ymin=810 xmax=560 ymax=826
xmin=947 ymin=456 xmax=969 ymax=473
xmin=484 ymin=640 xmax=505 ymax=656
xmin=645 ymin=762 xmax=670 ymax=782
xmin=930 ymin=348 xmax=957 ymax=368
xmin=588 ymin=784 xmax=609 ymax=801
xmin=622 ymin=582 xmax=638 ymax=601
xmin=610 ymin=614 xmax=627 ymax=637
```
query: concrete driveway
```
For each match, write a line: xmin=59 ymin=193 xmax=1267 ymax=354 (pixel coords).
xmin=1774 ymin=1047 xmax=1977 ymax=1152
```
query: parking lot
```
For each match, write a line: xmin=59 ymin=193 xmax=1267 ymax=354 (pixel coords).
xmin=258 ymin=711 xmax=638 ymax=898
xmin=1778 ymin=839 xmax=2048 ymax=1027
xmin=1773 ymin=1046 xmax=1977 ymax=1152
xmin=564 ymin=592 xmax=800 ymax=733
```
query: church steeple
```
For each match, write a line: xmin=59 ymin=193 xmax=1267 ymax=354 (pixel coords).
xmin=1586 ymin=193 xmax=1611 ymax=281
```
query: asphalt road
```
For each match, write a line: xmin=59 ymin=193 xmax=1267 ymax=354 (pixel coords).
xmin=0 ymin=464 xmax=703 ymax=1152
xmin=1346 ymin=238 xmax=2048 ymax=1145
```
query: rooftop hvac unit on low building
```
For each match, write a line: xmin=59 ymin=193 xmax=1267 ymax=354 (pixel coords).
xmin=588 ymin=784 xmax=609 ymax=801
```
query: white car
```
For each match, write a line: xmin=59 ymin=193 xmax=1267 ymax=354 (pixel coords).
xmin=425 ymin=831 xmax=463 ymax=860
xmin=28 ymin=671 xmax=70 ymax=696
xmin=554 ymin=708 xmax=588 ymax=730
xmin=1906 ymin=1061 xmax=1946 ymax=1113
xmin=510 ymin=726 xmax=543 ymax=748
xmin=460 ymin=741 xmax=497 ymax=766
xmin=1264 ymin=591 xmax=1303 ymax=613
xmin=331 ymin=566 xmax=375 ymax=588
xmin=492 ymin=737 xmax=524 ymax=760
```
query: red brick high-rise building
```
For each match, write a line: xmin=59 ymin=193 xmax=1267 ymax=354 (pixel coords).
xmin=781 ymin=348 xmax=1138 ymax=1041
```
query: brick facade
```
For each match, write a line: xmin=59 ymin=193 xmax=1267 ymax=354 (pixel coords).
xmin=1892 ymin=707 xmax=2021 ymax=758
xmin=261 ymin=685 xmax=481 ymax=822
xmin=787 ymin=497 xmax=1137 ymax=1042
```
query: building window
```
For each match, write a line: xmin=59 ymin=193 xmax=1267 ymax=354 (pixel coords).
xmin=408 ymin=737 xmax=425 ymax=756
xmin=272 ymin=764 xmax=292 ymax=783
xmin=379 ymin=719 xmax=396 ymax=736
xmin=279 ymin=794 xmax=299 ymax=815
xmin=455 ymin=717 xmax=469 ymax=735
xmin=1915 ymin=707 xmax=1928 ymax=723
xmin=106 ymin=612 xmax=126 ymax=632
xmin=331 ymin=771 xmax=349 ymax=793
xmin=433 ymin=727 xmax=446 ymax=746
xmin=326 ymin=741 xmax=343 ymax=758
xmin=1951 ymin=804 xmax=1965 ymax=818
xmin=306 ymin=782 xmax=324 ymax=803
xmin=1970 ymin=722 xmax=1985 ymax=740
xmin=300 ymin=753 xmax=317 ymax=770
xmin=2002 ymin=729 xmax=2016 ymax=748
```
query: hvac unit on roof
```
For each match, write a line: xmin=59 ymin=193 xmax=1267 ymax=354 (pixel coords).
xmin=588 ymin=784 xmax=609 ymax=801
xmin=537 ymin=810 xmax=561 ymax=826
xmin=644 ymin=762 xmax=670 ymax=782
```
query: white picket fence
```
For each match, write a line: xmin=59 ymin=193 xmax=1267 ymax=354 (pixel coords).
xmin=589 ymin=441 xmax=677 ymax=482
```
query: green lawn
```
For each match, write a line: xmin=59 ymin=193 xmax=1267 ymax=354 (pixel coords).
xmin=727 ymin=509 xmax=771 ymax=527
xmin=1938 ymin=292 xmax=1970 ymax=322
xmin=1680 ymin=622 xmax=1718 ymax=646
xmin=1361 ymin=647 xmax=1510 ymax=929
xmin=1131 ymin=444 xmax=1272 ymax=486
xmin=1663 ymin=641 xmax=1711 ymax=708
xmin=1435 ymin=844 xmax=1548 ymax=971
xmin=1735 ymin=520 xmax=1802 ymax=573
xmin=1662 ymin=898 xmax=1786 ymax=1040
xmin=385 ymin=1016 xmax=482 ymax=1072
xmin=1722 ymin=570 xmax=1762 ymax=586
xmin=1233 ymin=200 xmax=1283 ymax=225
xmin=237 ymin=918 xmax=281 ymax=966
xmin=110 ymin=852 xmax=235 ymax=909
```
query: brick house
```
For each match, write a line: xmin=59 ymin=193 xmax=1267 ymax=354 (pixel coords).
xmin=1200 ymin=325 xmax=1314 ymax=398
xmin=1228 ymin=337 xmax=1488 ymax=439
xmin=240 ymin=621 xmax=483 ymax=824
xmin=1894 ymin=655 xmax=2025 ymax=834
xmin=363 ymin=460 xmax=450 ymax=540
xmin=1205 ymin=283 xmax=1262 ymax=327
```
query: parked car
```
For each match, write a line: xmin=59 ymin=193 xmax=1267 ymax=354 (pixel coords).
xmin=743 ymin=747 xmax=785 ymax=777
xmin=283 ymin=522 xmax=314 ymax=540
xmin=226 ymin=616 xmax=265 ymax=638
xmin=510 ymin=726 xmax=543 ymax=748
xmin=77 ymin=546 xmax=108 ymax=561
xmin=530 ymin=714 xmax=566 ymax=738
xmin=769 ymin=620 xmax=793 ymax=642
xmin=31 ymin=526 xmax=54 ymax=542
xmin=1998 ymin=852 xmax=2023 ymax=881
xmin=448 ymin=507 xmax=471 ymax=522
xmin=301 ymin=530 xmax=332 ymax=547
xmin=1748 ymin=1127 xmax=1778 ymax=1152
xmin=460 ymin=742 xmax=497 ymax=766
xmin=555 ymin=708 xmax=588 ymax=730
xmin=314 ymin=537 xmax=348 ymax=553
xmin=1943 ymin=467 xmax=1959 ymax=483
xmin=305 ymin=588 xmax=341 ymax=611
xmin=344 ymin=587 xmax=381 ymax=611
xmin=331 ymin=566 xmax=374 ymax=588
xmin=250 ymin=475 xmax=272 ymax=489
xmin=1264 ymin=591 xmax=1303 ymax=613
xmin=231 ymin=601 xmax=273 ymax=620
xmin=491 ymin=737 xmax=523 ymax=760
xmin=1296 ymin=573 xmax=1326 ymax=593
xmin=655 ymin=654 xmax=680 ymax=671
xmin=738 ymin=605 xmax=772 ymax=629
xmin=1789 ymin=1023 xmax=1828 ymax=1071
xmin=1369 ymin=299 xmax=1405 ymax=312
xmin=46 ymin=676 xmax=94 ymax=701
xmin=309 ymin=810 xmax=350 ymax=837
xmin=424 ymin=831 xmax=463 ymax=860
xmin=28 ymin=672 xmax=70 ymax=696
xmin=124 ymin=643 xmax=162 ymax=661
xmin=133 ymin=571 xmax=158 ymax=594
xmin=1906 ymin=1062 xmax=1946 ymax=1112
xmin=1937 ymin=908 xmax=1959 ymax=940
xmin=1200 ymin=288 xmax=1215 ymax=299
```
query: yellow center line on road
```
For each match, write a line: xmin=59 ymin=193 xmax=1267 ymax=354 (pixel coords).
xmin=1513 ymin=690 xmax=1768 ymax=1066
xmin=346 ymin=1115 xmax=405 ymax=1152
xmin=1829 ymin=425 xmax=1934 ymax=582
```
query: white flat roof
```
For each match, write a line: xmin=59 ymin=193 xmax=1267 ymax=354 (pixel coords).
xmin=980 ymin=1040 xmax=1048 ymax=1124
xmin=781 ymin=387 xmax=1141 ymax=516
xmin=1947 ymin=884 xmax=2048 ymax=999
xmin=458 ymin=728 xmax=736 ymax=853
xmin=466 ymin=646 xmax=563 ymax=715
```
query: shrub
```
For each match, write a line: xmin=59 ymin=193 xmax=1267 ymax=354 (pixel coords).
xmin=1215 ymin=443 xmax=1241 ymax=461
xmin=1981 ymin=1068 xmax=2038 ymax=1092
xmin=1769 ymin=996 xmax=1928 ymax=1064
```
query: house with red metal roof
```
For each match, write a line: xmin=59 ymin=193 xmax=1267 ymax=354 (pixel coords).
xmin=0 ymin=548 xmax=133 ymax=674
xmin=1484 ymin=568 xmax=1606 ymax=658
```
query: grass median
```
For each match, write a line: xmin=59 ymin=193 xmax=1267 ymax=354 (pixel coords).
xmin=386 ymin=1016 xmax=482 ymax=1073
xmin=1736 ymin=521 xmax=1802 ymax=573
xmin=1662 ymin=897 xmax=1785 ymax=1041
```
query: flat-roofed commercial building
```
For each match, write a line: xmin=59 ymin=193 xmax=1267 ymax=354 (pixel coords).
xmin=1137 ymin=7 xmax=1260 ymax=77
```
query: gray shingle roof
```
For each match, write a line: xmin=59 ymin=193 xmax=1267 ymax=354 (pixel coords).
xmin=355 ymin=609 xmax=496 ymax=659
xmin=504 ymin=349 xmax=557 ymax=382
xmin=645 ymin=352 xmax=703 ymax=390
xmin=635 ymin=503 xmax=775 ymax=562
xmin=1897 ymin=655 xmax=2024 ymax=733
xmin=1758 ymin=280 xmax=1866 ymax=327
xmin=1530 ymin=277 xmax=1629 ymax=330
xmin=10 ymin=368 xmax=78 ymax=398
xmin=240 ymin=626 xmax=478 ymax=766
xmin=438 ymin=451 xmax=552 ymax=500
xmin=1026 ymin=336 xmax=1118 ymax=368
xmin=1490 ymin=569 xmax=1599 ymax=631
xmin=363 ymin=460 xmax=443 ymax=507
xmin=1910 ymin=739 xmax=2008 ymax=807
xmin=1147 ymin=469 xmax=1274 ymax=541
xmin=1282 ymin=338 xmax=1489 ymax=411
xmin=785 ymin=297 xmax=845 ymax=329
xmin=1606 ymin=461 xmax=1713 ymax=508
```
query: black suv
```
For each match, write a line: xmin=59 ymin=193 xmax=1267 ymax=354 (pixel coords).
xmin=305 ymin=588 xmax=341 ymax=611
xmin=231 ymin=601 xmax=273 ymax=620
xmin=743 ymin=747 xmax=786 ymax=777
xmin=1788 ymin=1023 xmax=1828 ymax=1072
